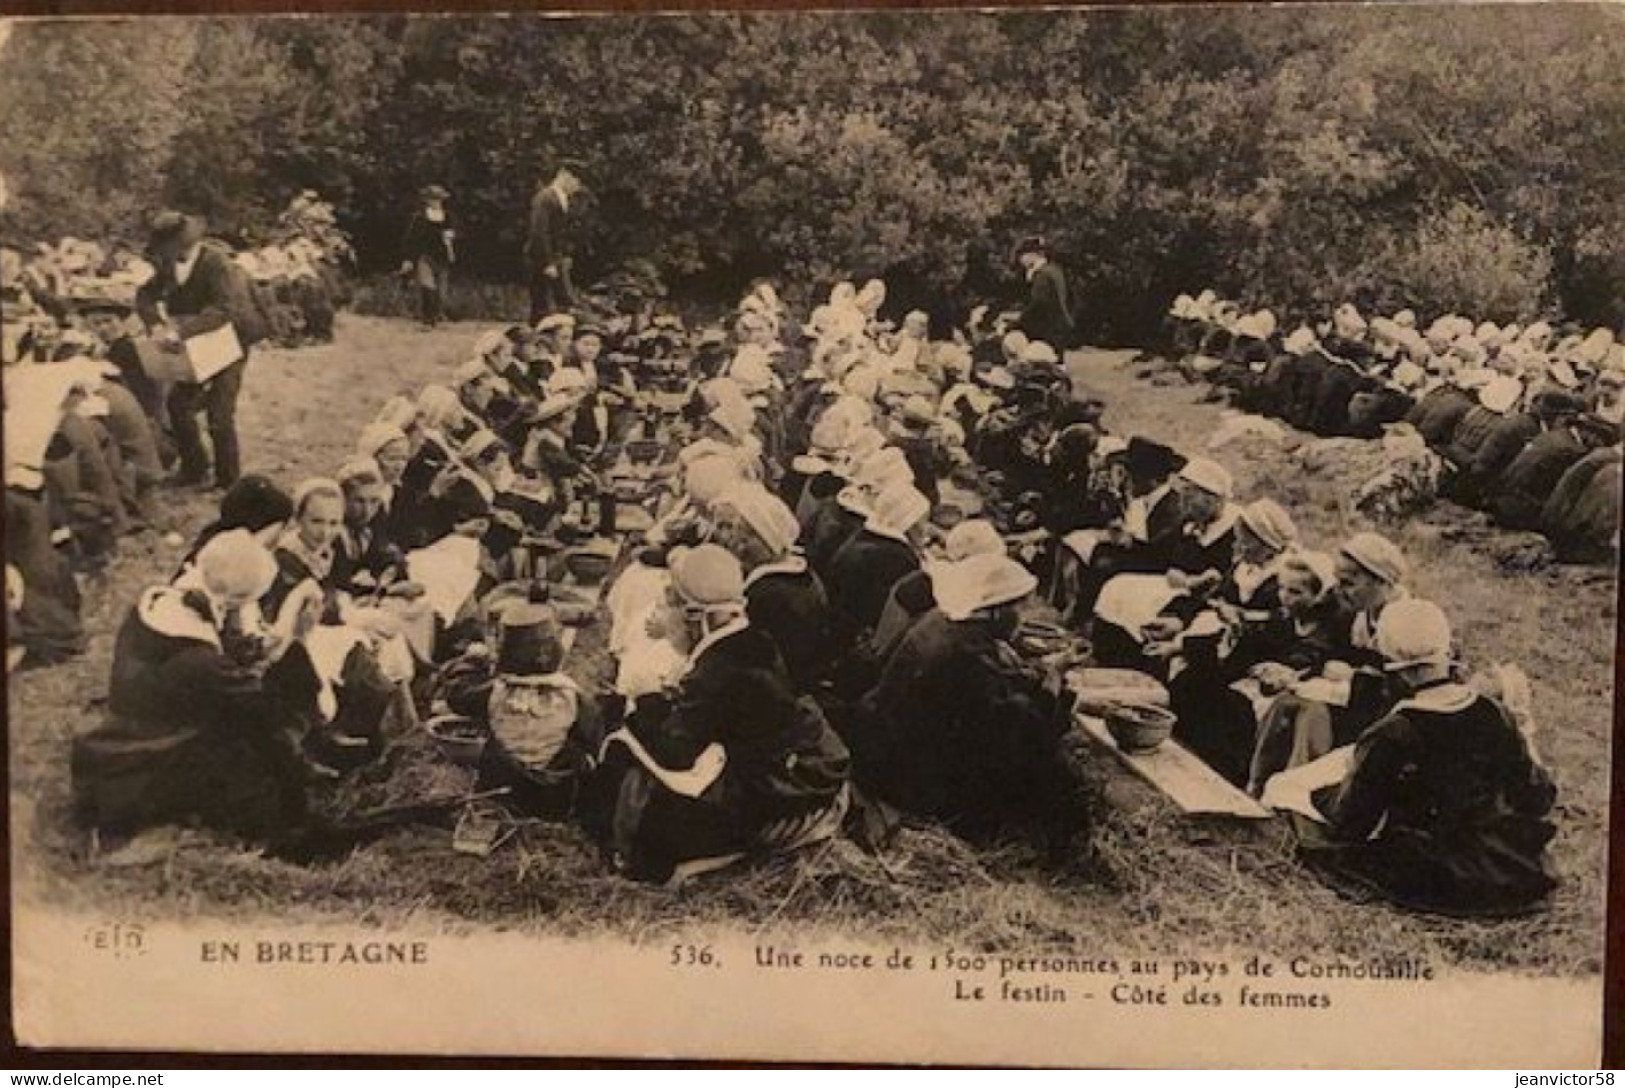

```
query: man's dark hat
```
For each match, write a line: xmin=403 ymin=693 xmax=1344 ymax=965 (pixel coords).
xmin=146 ymin=211 xmax=206 ymax=259
xmin=1125 ymin=436 xmax=1185 ymax=482
xmin=1013 ymin=234 xmax=1048 ymax=260
xmin=496 ymin=601 xmax=565 ymax=676
xmin=219 ymin=474 xmax=294 ymax=533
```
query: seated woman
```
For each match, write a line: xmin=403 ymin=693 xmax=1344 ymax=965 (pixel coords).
xmin=71 ymin=530 xmax=326 ymax=847
xmin=1085 ymin=457 xmax=1237 ymax=660
xmin=1247 ymin=531 xmax=1409 ymax=794
xmin=709 ymin=481 xmax=833 ymax=692
xmin=1050 ymin=436 xmax=1181 ymax=621
xmin=871 ymin=519 xmax=1006 ymax=667
xmin=265 ymin=478 xmax=405 ymax=762
xmin=355 ymin=419 xmax=413 ymax=524
xmin=1541 ymin=446 xmax=1622 ymax=564
xmin=1300 ymin=599 xmax=1558 ymax=917
xmin=583 ymin=545 xmax=851 ymax=885
xmin=852 ymin=553 xmax=1084 ymax=852
xmin=1163 ymin=547 xmax=1349 ymax=787
xmin=803 ymin=444 xmax=914 ymax=577
xmin=332 ymin=458 xmax=408 ymax=596
xmin=1491 ymin=414 xmax=1610 ymax=531
xmin=392 ymin=385 xmax=475 ymax=549
xmin=41 ymin=393 xmax=129 ymax=571
xmin=824 ymin=481 xmax=932 ymax=652
xmin=779 ymin=403 xmax=857 ymax=519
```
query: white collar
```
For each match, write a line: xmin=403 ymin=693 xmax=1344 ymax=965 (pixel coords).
xmin=137 ymin=586 xmax=221 ymax=649
xmin=1393 ymin=682 xmax=1478 ymax=716
xmin=498 ymin=671 xmax=579 ymax=692
xmin=1232 ymin=557 xmax=1280 ymax=603
xmin=174 ymin=245 xmax=203 ymax=286
xmin=550 ymin=180 xmax=571 ymax=214
xmin=684 ymin=614 xmax=750 ymax=672
xmin=836 ymin=486 xmax=872 ymax=517
xmin=743 ymin=553 xmax=808 ymax=590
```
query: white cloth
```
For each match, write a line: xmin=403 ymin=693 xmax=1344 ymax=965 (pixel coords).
xmin=1094 ymin=573 xmax=1183 ymax=640
xmin=405 ymin=534 xmax=483 ymax=623
xmin=1260 ymin=745 xmax=1356 ymax=822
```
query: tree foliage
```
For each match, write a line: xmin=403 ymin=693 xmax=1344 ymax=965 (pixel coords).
xmin=2 ymin=8 xmax=1621 ymax=334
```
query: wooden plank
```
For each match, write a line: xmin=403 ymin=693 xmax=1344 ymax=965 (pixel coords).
xmin=1076 ymin=712 xmax=1272 ymax=820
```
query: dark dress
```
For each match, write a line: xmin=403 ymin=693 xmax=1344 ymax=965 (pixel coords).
xmin=1492 ymin=426 xmax=1590 ymax=530
xmin=70 ymin=588 xmax=319 ymax=841
xmin=1305 ymin=683 xmax=1558 ymax=917
xmin=1461 ymin=412 xmax=1541 ymax=506
xmin=802 ymin=497 xmax=866 ymax=577
xmin=1541 ymin=447 xmax=1622 ymax=563
xmin=1407 ymin=386 xmax=1477 ymax=451
xmin=744 ymin=557 xmax=834 ymax=691
xmin=584 ymin=623 xmax=850 ymax=883
xmin=853 ymin=609 xmax=1078 ymax=839
xmin=824 ymin=529 xmax=921 ymax=649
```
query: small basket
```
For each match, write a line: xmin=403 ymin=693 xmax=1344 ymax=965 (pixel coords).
xmin=1103 ymin=703 xmax=1177 ymax=755
xmin=425 ymin=713 xmax=489 ymax=767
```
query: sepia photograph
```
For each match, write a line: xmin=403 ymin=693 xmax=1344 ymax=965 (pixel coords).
xmin=2 ymin=5 xmax=1619 ymax=1066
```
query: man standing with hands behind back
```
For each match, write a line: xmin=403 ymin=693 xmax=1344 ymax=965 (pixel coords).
xmin=137 ymin=211 xmax=261 ymax=490
xmin=525 ymin=162 xmax=586 ymax=324
xmin=1014 ymin=235 xmax=1076 ymax=357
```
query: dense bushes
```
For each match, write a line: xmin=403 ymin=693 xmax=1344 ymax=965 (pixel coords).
xmin=2 ymin=9 xmax=1621 ymax=337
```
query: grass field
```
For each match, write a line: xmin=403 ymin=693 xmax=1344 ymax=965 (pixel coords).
xmin=9 ymin=317 xmax=1613 ymax=976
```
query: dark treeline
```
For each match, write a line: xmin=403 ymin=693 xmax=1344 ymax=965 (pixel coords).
xmin=3 ymin=8 xmax=1623 ymax=338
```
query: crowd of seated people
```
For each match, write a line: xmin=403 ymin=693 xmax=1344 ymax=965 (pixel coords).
xmin=1159 ymin=291 xmax=1622 ymax=563
xmin=3 ymin=200 xmax=355 ymax=672
xmin=36 ymin=256 xmax=1563 ymax=914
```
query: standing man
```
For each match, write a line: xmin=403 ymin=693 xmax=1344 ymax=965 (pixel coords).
xmin=400 ymin=184 xmax=456 ymax=328
xmin=137 ymin=211 xmax=261 ymax=490
xmin=1014 ymin=235 xmax=1075 ymax=356
xmin=525 ymin=163 xmax=585 ymax=325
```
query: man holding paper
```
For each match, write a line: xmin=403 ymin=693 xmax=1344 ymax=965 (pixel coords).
xmin=136 ymin=211 xmax=261 ymax=489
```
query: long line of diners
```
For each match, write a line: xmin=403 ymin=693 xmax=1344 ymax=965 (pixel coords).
xmin=1160 ymin=291 xmax=1622 ymax=563
xmin=5 ymin=235 xmax=1567 ymax=917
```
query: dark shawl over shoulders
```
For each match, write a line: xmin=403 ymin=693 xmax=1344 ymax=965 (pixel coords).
xmin=1308 ymin=688 xmax=1557 ymax=916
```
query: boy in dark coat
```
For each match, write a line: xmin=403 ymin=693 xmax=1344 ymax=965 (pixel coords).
xmin=399 ymin=185 xmax=456 ymax=327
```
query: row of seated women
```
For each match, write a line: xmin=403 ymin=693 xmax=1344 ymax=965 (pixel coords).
xmin=1160 ymin=299 xmax=1622 ymax=562
xmin=67 ymin=277 xmax=1561 ymax=915
xmin=67 ymin=306 xmax=677 ymax=859
xmin=1026 ymin=405 xmax=1559 ymax=916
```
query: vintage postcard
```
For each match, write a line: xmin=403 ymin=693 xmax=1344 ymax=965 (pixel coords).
xmin=3 ymin=6 xmax=1617 ymax=1066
